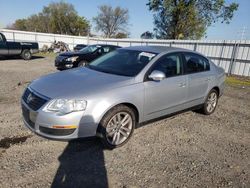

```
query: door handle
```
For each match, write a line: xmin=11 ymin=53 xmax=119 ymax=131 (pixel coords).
xmin=205 ymin=78 xmax=211 ymax=82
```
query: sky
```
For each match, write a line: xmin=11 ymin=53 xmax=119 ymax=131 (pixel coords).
xmin=0 ymin=0 xmax=249 ymax=39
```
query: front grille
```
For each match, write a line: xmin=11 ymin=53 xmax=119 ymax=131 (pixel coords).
xmin=22 ymin=88 xmax=48 ymax=111
xmin=22 ymin=104 xmax=35 ymax=129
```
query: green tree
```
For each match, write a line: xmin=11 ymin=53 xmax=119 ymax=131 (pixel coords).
xmin=93 ymin=5 xmax=129 ymax=38
xmin=141 ymin=31 xmax=154 ymax=39
xmin=147 ymin=0 xmax=239 ymax=39
xmin=11 ymin=2 xmax=90 ymax=36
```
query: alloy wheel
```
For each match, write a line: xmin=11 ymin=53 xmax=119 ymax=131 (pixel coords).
xmin=106 ymin=112 xmax=133 ymax=146
xmin=206 ymin=92 xmax=217 ymax=113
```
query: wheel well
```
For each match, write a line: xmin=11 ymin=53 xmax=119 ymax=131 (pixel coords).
xmin=22 ymin=48 xmax=31 ymax=52
xmin=212 ymin=86 xmax=220 ymax=96
xmin=120 ymin=103 xmax=139 ymax=123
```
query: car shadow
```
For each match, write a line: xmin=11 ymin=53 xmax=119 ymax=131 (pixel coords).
xmin=51 ymin=138 xmax=108 ymax=188
xmin=51 ymin=115 xmax=108 ymax=188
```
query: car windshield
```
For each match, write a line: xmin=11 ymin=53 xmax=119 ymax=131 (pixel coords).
xmin=87 ymin=49 xmax=157 ymax=77
xmin=80 ymin=45 xmax=99 ymax=53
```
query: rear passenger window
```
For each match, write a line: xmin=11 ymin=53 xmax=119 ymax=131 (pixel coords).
xmin=184 ymin=53 xmax=210 ymax=73
xmin=152 ymin=53 xmax=183 ymax=77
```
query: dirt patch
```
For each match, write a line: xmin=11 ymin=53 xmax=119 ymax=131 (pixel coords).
xmin=0 ymin=135 xmax=32 ymax=149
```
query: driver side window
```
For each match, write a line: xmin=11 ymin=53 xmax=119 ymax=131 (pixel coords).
xmin=152 ymin=53 xmax=183 ymax=77
xmin=97 ymin=47 xmax=104 ymax=54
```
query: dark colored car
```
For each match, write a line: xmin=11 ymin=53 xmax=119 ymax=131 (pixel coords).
xmin=73 ymin=44 xmax=87 ymax=51
xmin=0 ymin=32 xmax=39 ymax=60
xmin=55 ymin=44 xmax=121 ymax=70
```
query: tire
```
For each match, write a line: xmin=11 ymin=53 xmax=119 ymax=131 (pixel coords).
xmin=97 ymin=105 xmax=136 ymax=149
xmin=21 ymin=49 xmax=32 ymax=60
xmin=78 ymin=60 xmax=88 ymax=67
xmin=200 ymin=89 xmax=218 ymax=115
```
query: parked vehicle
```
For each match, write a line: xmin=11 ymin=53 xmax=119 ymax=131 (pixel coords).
xmin=0 ymin=32 xmax=39 ymax=60
xmin=74 ymin=44 xmax=87 ymax=52
xmin=55 ymin=44 xmax=121 ymax=70
xmin=21 ymin=46 xmax=225 ymax=148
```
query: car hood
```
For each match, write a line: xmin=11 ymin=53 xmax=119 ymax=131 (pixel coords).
xmin=30 ymin=68 xmax=135 ymax=99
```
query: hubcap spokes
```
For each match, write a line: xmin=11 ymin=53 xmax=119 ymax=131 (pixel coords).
xmin=106 ymin=112 xmax=132 ymax=145
xmin=25 ymin=53 xmax=30 ymax=58
xmin=206 ymin=92 xmax=217 ymax=112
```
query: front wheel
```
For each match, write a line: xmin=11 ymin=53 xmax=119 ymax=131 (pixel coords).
xmin=78 ymin=60 xmax=88 ymax=67
xmin=97 ymin=105 xmax=136 ymax=149
xmin=200 ymin=89 xmax=218 ymax=115
xmin=21 ymin=49 xmax=32 ymax=60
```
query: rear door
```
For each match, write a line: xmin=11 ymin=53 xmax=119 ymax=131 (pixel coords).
xmin=183 ymin=52 xmax=211 ymax=107
xmin=144 ymin=53 xmax=188 ymax=120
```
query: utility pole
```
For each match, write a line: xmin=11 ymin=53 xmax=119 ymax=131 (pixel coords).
xmin=237 ymin=26 xmax=247 ymax=40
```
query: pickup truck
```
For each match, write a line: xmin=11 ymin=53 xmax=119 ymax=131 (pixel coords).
xmin=0 ymin=32 xmax=39 ymax=60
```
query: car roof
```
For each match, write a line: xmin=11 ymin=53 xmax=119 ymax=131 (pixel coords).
xmin=122 ymin=45 xmax=192 ymax=54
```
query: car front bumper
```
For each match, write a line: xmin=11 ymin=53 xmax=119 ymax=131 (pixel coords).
xmin=21 ymin=99 xmax=96 ymax=140
xmin=55 ymin=57 xmax=78 ymax=69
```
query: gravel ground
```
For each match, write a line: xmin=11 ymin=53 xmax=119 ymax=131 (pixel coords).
xmin=0 ymin=56 xmax=249 ymax=188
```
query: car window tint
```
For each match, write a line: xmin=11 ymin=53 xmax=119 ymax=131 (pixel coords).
xmin=97 ymin=47 xmax=104 ymax=54
xmin=184 ymin=53 xmax=210 ymax=73
xmin=89 ymin=50 xmax=157 ymax=76
xmin=0 ymin=35 xmax=3 ymax=42
xmin=103 ymin=47 xmax=111 ymax=53
xmin=80 ymin=45 xmax=98 ymax=53
xmin=152 ymin=54 xmax=183 ymax=77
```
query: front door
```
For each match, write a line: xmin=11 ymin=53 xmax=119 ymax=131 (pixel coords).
xmin=144 ymin=53 xmax=187 ymax=121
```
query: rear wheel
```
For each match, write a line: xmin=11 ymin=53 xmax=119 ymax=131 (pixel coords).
xmin=97 ymin=105 xmax=136 ymax=149
xmin=200 ymin=89 xmax=218 ymax=115
xmin=21 ymin=49 xmax=32 ymax=60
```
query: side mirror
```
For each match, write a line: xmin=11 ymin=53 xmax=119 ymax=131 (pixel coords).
xmin=148 ymin=70 xmax=166 ymax=81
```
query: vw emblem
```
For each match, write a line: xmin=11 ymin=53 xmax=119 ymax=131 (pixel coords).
xmin=27 ymin=93 xmax=34 ymax=103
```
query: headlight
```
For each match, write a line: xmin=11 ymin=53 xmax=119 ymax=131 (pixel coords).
xmin=46 ymin=99 xmax=87 ymax=114
xmin=66 ymin=56 xmax=78 ymax=62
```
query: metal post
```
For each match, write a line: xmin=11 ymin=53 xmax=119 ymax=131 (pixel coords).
xmin=218 ymin=41 xmax=225 ymax=67
xmin=193 ymin=43 xmax=197 ymax=51
xmin=228 ymin=41 xmax=239 ymax=75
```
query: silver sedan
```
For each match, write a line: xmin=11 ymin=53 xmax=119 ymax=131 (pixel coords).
xmin=21 ymin=46 xmax=225 ymax=148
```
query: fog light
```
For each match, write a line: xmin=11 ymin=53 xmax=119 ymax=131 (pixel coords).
xmin=52 ymin=125 xmax=77 ymax=129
